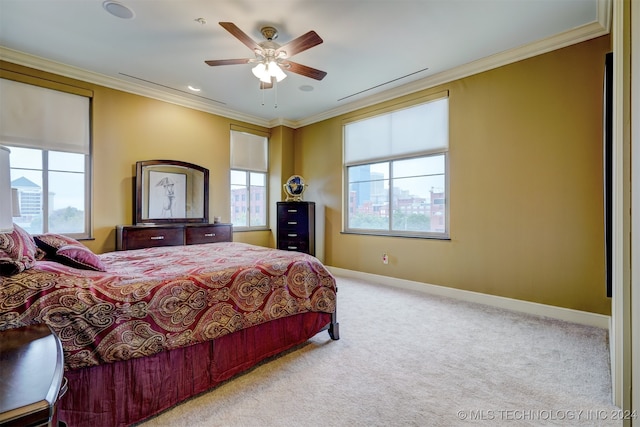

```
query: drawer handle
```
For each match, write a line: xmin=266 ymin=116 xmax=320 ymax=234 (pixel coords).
xmin=287 ymin=233 xmax=298 ymax=237
xmin=150 ymin=236 xmax=165 ymax=240
xmin=204 ymin=233 xmax=215 ymax=237
xmin=287 ymin=246 xmax=298 ymax=249
xmin=287 ymin=209 xmax=298 ymax=213
xmin=287 ymin=221 xmax=298 ymax=225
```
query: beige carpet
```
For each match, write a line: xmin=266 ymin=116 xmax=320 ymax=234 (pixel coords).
xmin=138 ymin=276 xmax=621 ymax=427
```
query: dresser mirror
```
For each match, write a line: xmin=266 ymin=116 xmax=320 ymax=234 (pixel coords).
xmin=135 ymin=160 xmax=209 ymax=224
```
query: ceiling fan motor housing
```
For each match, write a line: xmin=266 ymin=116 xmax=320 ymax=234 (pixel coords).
xmin=260 ymin=26 xmax=278 ymax=40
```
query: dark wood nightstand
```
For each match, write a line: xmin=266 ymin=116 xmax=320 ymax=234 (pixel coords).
xmin=0 ymin=324 xmax=67 ymax=427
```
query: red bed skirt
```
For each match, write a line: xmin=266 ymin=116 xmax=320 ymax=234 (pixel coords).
xmin=58 ymin=312 xmax=332 ymax=427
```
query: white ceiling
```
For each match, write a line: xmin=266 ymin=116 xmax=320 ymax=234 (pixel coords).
xmin=0 ymin=0 xmax=609 ymax=128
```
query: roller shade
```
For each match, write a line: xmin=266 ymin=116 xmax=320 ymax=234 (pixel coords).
xmin=344 ymin=96 xmax=448 ymax=165
xmin=230 ymin=130 xmax=268 ymax=172
xmin=0 ymin=78 xmax=90 ymax=154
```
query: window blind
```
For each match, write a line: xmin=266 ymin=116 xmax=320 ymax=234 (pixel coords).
xmin=0 ymin=78 xmax=90 ymax=154
xmin=230 ymin=130 xmax=268 ymax=172
xmin=344 ymin=96 xmax=448 ymax=166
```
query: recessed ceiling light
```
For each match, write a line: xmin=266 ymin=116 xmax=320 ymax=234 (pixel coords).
xmin=188 ymin=85 xmax=201 ymax=92
xmin=103 ymin=1 xmax=135 ymax=19
xmin=299 ymin=85 xmax=314 ymax=92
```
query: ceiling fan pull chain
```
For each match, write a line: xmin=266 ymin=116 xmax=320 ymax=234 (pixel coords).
xmin=274 ymin=80 xmax=278 ymax=109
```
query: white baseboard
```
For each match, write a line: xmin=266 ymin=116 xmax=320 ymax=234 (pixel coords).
xmin=328 ymin=267 xmax=611 ymax=329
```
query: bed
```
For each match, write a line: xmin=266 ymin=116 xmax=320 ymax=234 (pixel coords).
xmin=0 ymin=225 xmax=339 ymax=427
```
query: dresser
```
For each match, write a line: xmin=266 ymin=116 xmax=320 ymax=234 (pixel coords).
xmin=116 ymin=223 xmax=233 ymax=251
xmin=276 ymin=201 xmax=315 ymax=256
xmin=0 ymin=324 xmax=67 ymax=427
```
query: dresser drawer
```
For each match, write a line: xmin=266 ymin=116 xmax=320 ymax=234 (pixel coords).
xmin=278 ymin=205 xmax=308 ymax=221
xmin=118 ymin=226 xmax=184 ymax=250
xmin=277 ymin=239 xmax=309 ymax=253
xmin=278 ymin=228 xmax=308 ymax=239
xmin=278 ymin=217 xmax=309 ymax=232
xmin=185 ymin=224 xmax=232 ymax=245
xmin=277 ymin=208 xmax=309 ymax=231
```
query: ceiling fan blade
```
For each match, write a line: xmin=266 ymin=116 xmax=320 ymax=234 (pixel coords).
xmin=219 ymin=22 xmax=261 ymax=52
xmin=260 ymin=80 xmax=273 ymax=90
xmin=205 ymin=58 xmax=252 ymax=66
xmin=282 ymin=61 xmax=327 ymax=81
xmin=276 ymin=31 xmax=323 ymax=58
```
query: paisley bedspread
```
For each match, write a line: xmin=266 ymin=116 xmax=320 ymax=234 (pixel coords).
xmin=0 ymin=242 xmax=337 ymax=370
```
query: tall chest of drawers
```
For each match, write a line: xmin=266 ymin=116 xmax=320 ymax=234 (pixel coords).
xmin=276 ymin=201 xmax=315 ymax=256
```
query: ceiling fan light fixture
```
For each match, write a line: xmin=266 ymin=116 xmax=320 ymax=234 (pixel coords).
xmin=253 ymin=61 xmax=286 ymax=83
xmin=252 ymin=63 xmax=267 ymax=79
xmin=253 ymin=63 xmax=273 ymax=83
xmin=259 ymin=73 xmax=272 ymax=84
xmin=269 ymin=61 xmax=287 ymax=82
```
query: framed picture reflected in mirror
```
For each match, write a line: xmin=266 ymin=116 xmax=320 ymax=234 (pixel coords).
xmin=135 ymin=160 xmax=209 ymax=224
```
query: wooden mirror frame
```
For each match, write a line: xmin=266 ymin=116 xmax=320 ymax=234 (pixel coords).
xmin=135 ymin=160 xmax=209 ymax=225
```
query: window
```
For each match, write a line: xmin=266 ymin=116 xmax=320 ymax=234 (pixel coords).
xmin=230 ymin=171 xmax=267 ymax=227
xmin=343 ymin=93 xmax=449 ymax=238
xmin=0 ymin=78 xmax=92 ymax=237
xmin=230 ymin=129 xmax=268 ymax=229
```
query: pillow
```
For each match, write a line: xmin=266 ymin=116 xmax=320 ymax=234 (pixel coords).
xmin=33 ymin=233 xmax=83 ymax=256
xmin=33 ymin=233 xmax=106 ymax=272
xmin=55 ymin=244 xmax=107 ymax=272
xmin=0 ymin=224 xmax=39 ymax=276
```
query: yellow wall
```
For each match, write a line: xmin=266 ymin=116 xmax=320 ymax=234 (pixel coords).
xmin=1 ymin=33 xmax=612 ymax=314
xmin=296 ymin=35 xmax=612 ymax=315
xmin=0 ymin=61 xmax=274 ymax=252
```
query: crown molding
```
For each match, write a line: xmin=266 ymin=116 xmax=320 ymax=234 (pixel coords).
xmin=0 ymin=0 xmax=610 ymax=131
xmin=267 ymin=117 xmax=299 ymax=129
xmin=0 ymin=47 xmax=272 ymax=128
xmin=294 ymin=0 xmax=611 ymax=128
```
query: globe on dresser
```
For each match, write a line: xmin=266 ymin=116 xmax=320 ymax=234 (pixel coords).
xmin=283 ymin=175 xmax=307 ymax=201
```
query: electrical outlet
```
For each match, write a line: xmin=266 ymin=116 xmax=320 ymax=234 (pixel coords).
xmin=382 ymin=253 xmax=389 ymax=264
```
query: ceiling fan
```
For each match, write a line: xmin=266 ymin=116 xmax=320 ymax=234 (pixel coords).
xmin=205 ymin=22 xmax=327 ymax=89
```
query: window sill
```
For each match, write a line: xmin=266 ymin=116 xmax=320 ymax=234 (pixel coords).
xmin=233 ymin=227 xmax=271 ymax=233
xmin=340 ymin=230 xmax=450 ymax=240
